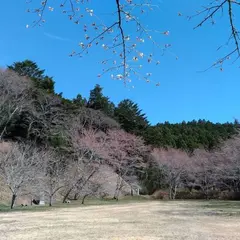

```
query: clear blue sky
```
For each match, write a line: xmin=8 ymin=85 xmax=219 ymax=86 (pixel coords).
xmin=0 ymin=1 xmax=239 ymax=124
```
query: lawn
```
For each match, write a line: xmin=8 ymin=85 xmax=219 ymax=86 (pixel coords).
xmin=0 ymin=200 xmax=240 ymax=240
xmin=0 ymin=195 xmax=148 ymax=212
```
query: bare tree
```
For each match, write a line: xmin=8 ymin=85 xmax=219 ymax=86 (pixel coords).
xmin=106 ymin=129 xmax=147 ymax=200
xmin=221 ymin=157 xmax=240 ymax=193
xmin=0 ymin=69 xmax=64 ymax=143
xmin=151 ymin=148 xmax=190 ymax=200
xmin=215 ymin=137 xmax=240 ymax=193
xmin=38 ymin=151 xmax=66 ymax=207
xmin=0 ymin=142 xmax=40 ymax=209
xmin=0 ymin=70 xmax=32 ymax=140
xmin=189 ymin=149 xmax=220 ymax=199
xmin=62 ymin=159 xmax=97 ymax=203
xmin=80 ymin=181 xmax=101 ymax=204
xmin=25 ymin=92 xmax=63 ymax=141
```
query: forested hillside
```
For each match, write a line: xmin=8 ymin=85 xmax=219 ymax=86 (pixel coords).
xmin=2 ymin=60 xmax=238 ymax=151
xmin=0 ymin=60 xmax=239 ymax=208
xmin=144 ymin=121 xmax=238 ymax=152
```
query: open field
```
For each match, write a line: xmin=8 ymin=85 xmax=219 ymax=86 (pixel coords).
xmin=0 ymin=200 xmax=240 ymax=240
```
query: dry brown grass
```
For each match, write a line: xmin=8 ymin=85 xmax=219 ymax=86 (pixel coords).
xmin=0 ymin=201 xmax=240 ymax=240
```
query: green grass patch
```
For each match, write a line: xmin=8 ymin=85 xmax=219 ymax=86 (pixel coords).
xmin=200 ymin=200 xmax=240 ymax=209
xmin=198 ymin=200 xmax=240 ymax=216
xmin=0 ymin=195 xmax=150 ymax=213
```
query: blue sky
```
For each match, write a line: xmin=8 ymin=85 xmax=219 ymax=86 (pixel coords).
xmin=0 ymin=1 xmax=239 ymax=124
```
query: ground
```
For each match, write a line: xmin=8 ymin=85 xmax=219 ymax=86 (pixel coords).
xmin=0 ymin=200 xmax=240 ymax=240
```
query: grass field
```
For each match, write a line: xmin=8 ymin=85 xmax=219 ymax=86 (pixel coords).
xmin=0 ymin=200 xmax=240 ymax=240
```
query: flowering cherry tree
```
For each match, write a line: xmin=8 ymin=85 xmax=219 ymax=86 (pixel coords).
xmin=151 ymin=148 xmax=190 ymax=200
xmin=105 ymin=129 xmax=147 ymax=200
xmin=61 ymin=118 xmax=109 ymax=202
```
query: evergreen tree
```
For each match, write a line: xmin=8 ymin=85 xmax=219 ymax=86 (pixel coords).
xmin=144 ymin=120 xmax=237 ymax=152
xmin=73 ymin=94 xmax=87 ymax=107
xmin=115 ymin=99 xmax=149 ymax=135
xmin=88 ymin=84 xmax=115 ymax=117
xmin=8 ymin=60 xmax=44 ymax=79
xmin=39 ymin=76 xmax=55 ymax=94
xmin=8 ymin=60 xmax=55 ymax=93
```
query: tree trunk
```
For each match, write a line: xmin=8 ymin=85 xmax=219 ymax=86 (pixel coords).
xmin=10 ymin=194 xmax=17 ymax=209
xmin=172 ymin=185 xmax=177 ymax=200
xmin=113 ymin=176 xmax=122 ymax=201
xmin=74 ymin=193 xmax=79 ymax=200
xmin=62 ymin=187 xmax=73 ymax=203
xmin=114 ymin=186 xmax=120 ymax=201
xmin=49 ymin=195 xmax=53 ymax=207
xmin=205 ymin=191 xmax=209 ymax=200
xmin=130 ymin=187 xmax=133 ymax=196
xmin=81 ymin=194 xmax=88 ymax=204
xmin=169 ymin=184 xmax=172 ymax=200
xmin=113 ymin=185 xmax=120 ymax=201
xmin=205 ymin=186 xmax=209 ymax=200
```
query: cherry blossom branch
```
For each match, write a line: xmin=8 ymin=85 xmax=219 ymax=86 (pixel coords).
xmin=75 ymin=22 xmax=119 ymax=56
xmin=191 ymin=0 xmax=240 ymax=70
xmin=227 ymin=0 xmax=240 ymax=56
xmin=26 ymin=0 xmax=170 ymax=86
xmin=116 ymin=0 xmax=127 ymax=82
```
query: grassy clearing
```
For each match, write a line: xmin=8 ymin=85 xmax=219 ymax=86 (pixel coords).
xmin=0 ymin=200 xmax=240 ymax=240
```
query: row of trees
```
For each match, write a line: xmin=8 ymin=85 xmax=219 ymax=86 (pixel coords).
xmin=141 ymin=139 xmax=240 ymax=200
xmin=0 ymin=126 xmax=148 ymax=208
xmin=0 ymin=67 xmax=145 ymax=208
xmin=2 ymin=131 xmax=239 ymax=209
xmin=144 ymin=120 xmax=238 ymax=152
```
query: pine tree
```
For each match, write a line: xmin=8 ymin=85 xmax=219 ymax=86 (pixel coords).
xmin=115 ymin=99 xmax=149 ymax=135
xmin=88 ymin=84 xmax=115 ymax=117
xmin=8 ymin=60 xmax=44 ymax=79
xmin=73 ymin=94 xmax=87 ymax=107
xmin=8 ymin=60 xmax=55 ymax=93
